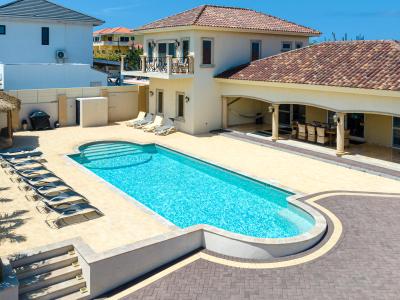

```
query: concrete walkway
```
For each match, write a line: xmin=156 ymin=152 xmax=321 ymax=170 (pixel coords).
xmin=118 ymin=192 xmax=400 ymax=300
xmin=222 ymin=131 xmax=400 ymax=180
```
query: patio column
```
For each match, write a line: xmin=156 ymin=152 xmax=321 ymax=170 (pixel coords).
xmin=336 ymin=112 xmax=346 ymax=156
xmin=271 ymin=104 xmax=280 ymax=142
xmin=140 ymin=55 xmax=147 ymax=73
xmin=120 ymin=55 xmax=126 ymax=73
xmin=222 ymin=97 xmax=228 ymax=129
xmin=187 ymin=55 xmax=194 ymax=74
xmin=166 ymin=55 xmax=173 ymax=75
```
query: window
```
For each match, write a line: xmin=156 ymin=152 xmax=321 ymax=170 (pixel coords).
xmin=295 ymin=42 xmax=303 ymax=49
xmin=120 ymin=36 xmax=129 ymax=42
xmin=130 ymin=36 xmax=135 ymax=41
xmin=292 ymin=105 xmax=306 ymax=123
xmin=281 ymin=41 xmax=292 ymax=52
xmin=168 ymin=43 xmax=176 ymax=57
xmin=41 ymin=27 xmax=49 ymax=45
xmin=93 ymin=36 xmax=100 ymax=42
xmin=148 ymin=42 xmax=154 ymax=59
xmin=158 ymin=43 xmax=167 ymax=57
xmin=176 ymin=93 xmax=185 ymax=118
xmin=157 ymin=90 xmax=164 ymax=114
xmin=201 ymin=38 xmax=213 ymax=66
xmin=251 ymin=41 xmax=261 ymax=61
xmin=108 ymin=36 xmax=112 ymax=42
xmin=0 ymin=25 xmax=5 ymax=35
xmin=182 ymin=39 xmax=190 ymax=58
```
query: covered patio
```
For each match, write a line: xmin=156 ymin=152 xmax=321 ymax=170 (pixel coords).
xmin=217 ymin=40 xmax=400 ymax=165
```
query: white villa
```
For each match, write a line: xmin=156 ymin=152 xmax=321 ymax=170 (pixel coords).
xmin=123 ymin=5 xmax=400 ymax=155
xmin=0 ymin=0 xmax=107 ymax=90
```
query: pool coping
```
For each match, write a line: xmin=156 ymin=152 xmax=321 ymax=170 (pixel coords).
xmin=64 ymin=139 xmax=327 ymax=251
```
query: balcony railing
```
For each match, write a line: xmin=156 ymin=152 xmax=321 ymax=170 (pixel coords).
xmin=122 ymin=55 xmax=194 ymax=75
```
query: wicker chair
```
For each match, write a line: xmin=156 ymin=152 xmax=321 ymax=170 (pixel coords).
xmin=307 ymin=125 xmax=316 ymax=142
xmin=316 ymin=127 xmax=329 ymax=145
xmin=298 ymin=124 xmax=307 ymax=140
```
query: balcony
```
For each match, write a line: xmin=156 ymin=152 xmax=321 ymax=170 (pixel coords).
xmin=93 ymin=41 xmax=131 ymax=47
xmin=121 ymin=55 xmax=194 ymax=79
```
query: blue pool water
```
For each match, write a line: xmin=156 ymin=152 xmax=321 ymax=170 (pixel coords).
xmin=69 ymin=142 xmax=315 ymax=238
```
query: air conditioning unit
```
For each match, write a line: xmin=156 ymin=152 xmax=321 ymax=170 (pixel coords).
xmin=56 ymin=50 xmax=67 ymax=62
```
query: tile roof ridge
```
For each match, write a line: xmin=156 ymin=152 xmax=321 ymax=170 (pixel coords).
xmin=192 ymin=4 xmax=207 ymax=25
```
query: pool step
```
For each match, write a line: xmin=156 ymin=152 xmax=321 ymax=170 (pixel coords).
xmin=9 ymin=245 xmax=89 ymax=300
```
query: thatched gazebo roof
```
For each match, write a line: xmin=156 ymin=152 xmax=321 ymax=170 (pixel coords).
xmin=0 ymin=91 xmax=21 ymax=112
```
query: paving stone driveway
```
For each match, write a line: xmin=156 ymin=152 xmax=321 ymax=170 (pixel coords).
xmin=122 ymin=193 xmax=400 ymax=300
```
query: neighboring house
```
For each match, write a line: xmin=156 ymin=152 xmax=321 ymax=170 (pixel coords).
xmin=93 ymin=27 xmax=136 ymax=59
xmin=122 ymin=5 xmax=320 ymax=134
xmin=122 ymin=5 xmax=400 ymax=154
xmin=0 ymin=0 xmax=107 ymax=90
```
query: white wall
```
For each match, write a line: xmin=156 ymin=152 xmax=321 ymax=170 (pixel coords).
xmin=2 ymin=63 xmax=107 ymax=90
xmin=0 ymin=19 xmax=93 ymax=64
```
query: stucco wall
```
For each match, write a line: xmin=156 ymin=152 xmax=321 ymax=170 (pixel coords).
xmin=364 ymin=114 xmax=393 ymax=147
xmin=306 ymin=106 xmax=327 ymax=123
xmin=0 ymin=19 xmax=93 ymax=64
xmin=2 ymin=63 xmax=107 ymax=90
xmin=149 ymin=78 xmax=194 ymax=133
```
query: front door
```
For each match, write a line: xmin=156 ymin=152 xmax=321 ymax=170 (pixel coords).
xmin=347 ymin=113 xmax=365 ymax=141
xmin=393 ymin=117 xmax=400 ymax=148
xmin=279 ymin=104 xmax=291 ymax=133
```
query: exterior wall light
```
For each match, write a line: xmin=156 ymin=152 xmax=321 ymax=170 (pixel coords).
xmin=149 ymin=91 xmax=154 ymax=97
xmin=185 ymin=96 xmax=190 ymax=103
xmin=333 ymin=113 xmax=340 ymax=123
xmin=268 ymin=106 xmax=275 ymax=113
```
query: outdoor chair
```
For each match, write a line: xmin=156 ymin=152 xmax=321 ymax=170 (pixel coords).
xmin=316 ymin=127 xmax=330 ymax=145
xmin=126 ymin=111 xmax=146 ymax=127
xmin=154 ymin=118 xmax=176 ymax=136
xmin=143 ymin=115 xmax=163 ymax=132
xmin=134 ymin=113 xmax=154 ymax=128
xmin=298 ymin=124 xmax=307 ymax=140
xmin=307 ymin=125 xmax=317 ymax=142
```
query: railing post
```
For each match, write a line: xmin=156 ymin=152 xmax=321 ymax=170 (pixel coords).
xmin=166 ymin=55 xmax=173 ymax=75
xmin=120 ymin=55 xmax=126 ymax=73
xmin=140 ymin=55 xmax=147 ymax=73
xmin=187 ymin=55 xmax=194 ymax=74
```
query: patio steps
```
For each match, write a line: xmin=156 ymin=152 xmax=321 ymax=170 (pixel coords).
xmin=9 ymin=245 xmax=90 ymax=300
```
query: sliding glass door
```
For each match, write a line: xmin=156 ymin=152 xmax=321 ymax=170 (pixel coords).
xmin=394 ymin=117 xmax=400 ymax=148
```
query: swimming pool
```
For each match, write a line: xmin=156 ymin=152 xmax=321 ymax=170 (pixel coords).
xmin=69 ymin=141 xmax=316 ymax=239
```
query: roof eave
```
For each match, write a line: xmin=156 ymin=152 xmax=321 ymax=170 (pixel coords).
xmin=134 ymin=25 xmax=320 ymax=36
xmin=0 ymin=14 xmax=104 ymax=26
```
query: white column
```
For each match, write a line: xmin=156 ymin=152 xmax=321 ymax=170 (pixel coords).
xmin=187 ymin=55 xmax=194 ymax=74
xmin=140 ymin=55 xmax=147 ymax=73
xmin=222 ymin=97 xmax=228 ymax=129
xmin=336 ymin=112 xmax=346 ymax=156
xmin=272 ymin=104 xmax=280 ymax=142
xmin=166 ymin=55 xmax=173 ymax=75
xmin=120 ymin=55 xmax=126 ymax=73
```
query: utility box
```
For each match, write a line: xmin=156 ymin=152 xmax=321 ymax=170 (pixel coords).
xmin=76 ymin=97 xmax=108 ymax=128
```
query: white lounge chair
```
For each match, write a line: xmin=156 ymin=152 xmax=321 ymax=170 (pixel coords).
xmin=134 ymin=113 xmax=154 ymax=128
xmin=10 ymin=169 xmax=53 ymax=183
xmin=4 ymin=161 xmax=44 ymax=175
xmin=126 ymin=111 xmax=146 ymax=127
xmin=143 ymin=115 xmax=163 ymax=132
xmin=45 ymin=203 xmax=103 ymax=229
xmin=1 ymin=156 xmax=46 ymax=169
xmin=25 ymin=182 xmax=73 ymax=201
xmin=0 ymin=148 xmax=42 ymax=160
xmin=154 ymin=118 xmax=176 ymax=136
xmin=17 ymin=174 xmax=62 ymax=190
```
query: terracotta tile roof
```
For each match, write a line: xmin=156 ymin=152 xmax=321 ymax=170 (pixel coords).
xmin=94 ymin=27 xmax=133 ymax=36
xmin=216 ymin=40 xmax=400 ymax=92
xmin=135 ymin=5 xmax=320 ymax=36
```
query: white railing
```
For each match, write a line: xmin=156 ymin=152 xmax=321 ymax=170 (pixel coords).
xmin=122 ymin=55 xmax=194 ymax=75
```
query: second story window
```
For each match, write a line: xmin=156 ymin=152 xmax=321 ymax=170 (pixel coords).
xmin=182 ymin=39 xmax=190 ymax=58
xmin=295 ymin=41 xmax=304 ymax=49
xmin=41 ymin=27 xmax=49 ymax=45
xmin=0 ymin=25 xmax=6 ymax=35
xmin=120 ymin=36 xmax=129 ymax=42
xmin=281 ymin=41 xmax=292 ymax=52
xmin=251 ymin=40 xmax=261 ymax=61
xmin=201 ymin=38 xmax=213 ymax=66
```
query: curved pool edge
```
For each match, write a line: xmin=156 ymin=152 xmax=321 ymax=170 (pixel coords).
xmin=66 ymin=140 xmax=328 ymax=260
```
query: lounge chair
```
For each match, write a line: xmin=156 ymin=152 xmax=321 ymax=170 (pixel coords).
xmin=134 ymin=113 xmax=154 ymax=128
xmin=126 ymin=111 xmax=146 ymax=127
xmin=143 ymin=115 xmax=163 ymax=132
xmin=1 ymin=156 xmax=46 ymax=169
xmin=45 ymin=203 xmax=103 ymax=229
xmin=10 ymin=169 xmax=53 ymax=183
xmin=154 ymin=118 xmax=176 ymax=136
xmin=24 ymin=182 xmax=74 ymax=201
xmin=4 ymin=161 xmax=44 ymax=175
xmin=16 ymin=173 xmax=62 ymax=190
xmin=36 ymin=191 xmax=88 ymax=213
xmin=0 ymin=148 xmax=42 ymax=160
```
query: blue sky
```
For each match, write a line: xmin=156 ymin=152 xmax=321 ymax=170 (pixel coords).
xmin=5 ymin=0 xmax=400 ymax=40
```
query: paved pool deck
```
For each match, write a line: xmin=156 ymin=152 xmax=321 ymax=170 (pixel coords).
xmin=1 ymin=124 xmax=399 ymax=259
xmin=115 ymin=192 xmax=400 ymax=300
